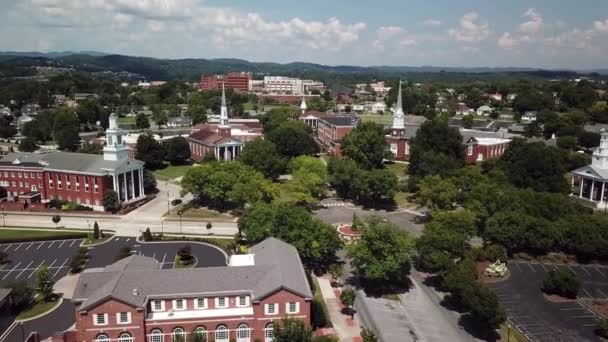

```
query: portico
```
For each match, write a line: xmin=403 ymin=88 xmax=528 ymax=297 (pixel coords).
xmin=111 ymin=167 xmax=145 ymax=203
xmin=215 ymin=141 xmax=242 ymax=161
xmin=572 ymin=128 xmax=608 ymax=208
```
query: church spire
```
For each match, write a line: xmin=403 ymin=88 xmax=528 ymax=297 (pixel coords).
xmin=220 ymin=82 xmax=229 ymax=127
xmin=300 ymin=96 xmax=307 ymax=115
xmin=392 ymin=80 xmax=405 ymax=130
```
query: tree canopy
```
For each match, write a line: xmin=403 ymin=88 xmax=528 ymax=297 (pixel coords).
xmin=342 ymin=121 xmax=391 ymax=169
xmin=135 ymin=133 xmax=166 ymax=169
xmin=53 ymin=107 xmax=81 ymax=151
xmin=163 ymin=137 xmax=191 ymax=165
xmin=239 ymin=139 xmax=286 ymax=180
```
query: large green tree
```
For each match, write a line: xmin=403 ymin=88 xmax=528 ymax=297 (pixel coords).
xmin=239 ymin=139 xmax=286 ymax=180
xmin=342 ymin=121 xmax=391 ymax=169
xmin=347 ymin=218 xmax=415 ymax=287
xmin=181 ymin=161 xmax=277 ymax=210
xmin=267 ymin=122 xmax=318 ymax=158
xmin=135 ymin=133 xmax=166 ymax=169
xmin=36 ymin=265 xmax=55 ymax=302
xmin=327 ymin=158 xmax=359 ymax=199
xmin=163 ymin=137 xmax=191 ymax=165
xmin=135 ymin=113 xmax=150 ymax=131
xmin=53 ymin=107 xmax=81 ymax=151
xmin=417 ymin=175 xmax=458 ymax=210
xmin=352 ymin=169 xmax=398 ymax=205
xmin=238 ymin=202 xmax=343 ymax=269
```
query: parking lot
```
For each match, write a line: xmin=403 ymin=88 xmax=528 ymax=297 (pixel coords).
xmin=0 ymin=236 xmax=228 ymax=287
xmin=490 ymin=260 xmax=608 ymax=341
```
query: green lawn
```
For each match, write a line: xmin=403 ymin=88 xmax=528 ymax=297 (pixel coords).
xmin=395 ymin=192 xmax=416 ymax=208
xmin=17 ymin=300 xmax=60 ymax=320
xmin=153 ymin=164 xmax=194 ymax=180
xmin=385 ymin=162 xmax=407 ymax=177
xmin=0 ymin=229 xmax=88 ymax=243
xmin=170 ymin=206 xmax=234 ymax=222
xmin=117 ymin=116 xmax=137 ymax=125
xmin=360 ymin=114 xmax=394 ymax=125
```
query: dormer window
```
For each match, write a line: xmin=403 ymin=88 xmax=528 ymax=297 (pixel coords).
xmin=173 ymin=299 xmax=185 ymax=310
xmin=151 ymin=300 xmax=164 ymax=312
xmin=216 ymin=297 xmax=228 ymax=309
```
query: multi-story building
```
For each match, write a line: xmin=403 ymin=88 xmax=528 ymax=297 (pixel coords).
xmin=316 ymin=114 xmax=359 ymax=157
xmin=263 ymin=76 xmax=303 ymax=94
xmin=199 ymin=73 xmax=252 ymax=92
xmin=52 ymin=237 xmax=312 ymax=342
xmin=462 ymin=130 xmax=511 ymax=164
xmin=0 ymin=114 xmax=145 ymax=211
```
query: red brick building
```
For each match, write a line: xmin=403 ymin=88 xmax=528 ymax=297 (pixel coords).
xmin=316 ymin=115 xmax=359 ymax=157
xmin=52 ymin=238 xmax=312 ymax=342
xmin=463 ymin=134 xmax=511 ymax=164
xmin=0 ymin=114 xmax=145 ymax=211
xmin=199 ymin=72 xmax=252 ymax=92
xmin=188 ymin=87 xmax=262 ymax=163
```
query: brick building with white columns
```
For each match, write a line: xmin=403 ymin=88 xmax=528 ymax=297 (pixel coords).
xmin=0 ymin=114 xmax=145 ymax=211
xmin=572 ymin=128 xmax=608 ymax=208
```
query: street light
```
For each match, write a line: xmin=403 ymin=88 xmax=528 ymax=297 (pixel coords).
xmin=178 ymin=210 xmax=183 ymax=234
xmin=1 ymin=206 xmax=5 ymax=227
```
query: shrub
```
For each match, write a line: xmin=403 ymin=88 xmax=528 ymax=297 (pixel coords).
xmin=7 ymin=281 xmax=34 ymax=312
xmin=597 ymin=318 xmax=608 ymax=338
xmin=542 ymin=269 xmax=580 ymax=298
xmin=485 ymin=244 xmax=507 ymax=262
xmin=312 ymin=297 xmax=329 ymax=328
xmin=177 ymin=245 xmax=194 ymax=265
xmin=313 ymin=336 xmax=339 ymax=342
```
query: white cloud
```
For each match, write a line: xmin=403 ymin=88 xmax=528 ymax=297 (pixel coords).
xmin=595 ymin=19 xmax=608 ymax=33
xmin=448 ymin=12 xmax=490 ymax=43
xmin=423 ymin=19 xmax=441 ymax=27
xmin=498 ymin=32 xmax=517 ymax=50
xmin=400 ymin=39 xmax=417 ymax=46
xmin=377 ymin=26 xmax=403 ymax=40
xmin=147 ymin=20 xmax=166 ymax=33
xmin=518 ymin=8 xmax=544 ymax=41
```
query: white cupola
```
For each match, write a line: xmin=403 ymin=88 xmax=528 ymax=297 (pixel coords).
xmin=103 ymin=113 xmax=130 ymax=161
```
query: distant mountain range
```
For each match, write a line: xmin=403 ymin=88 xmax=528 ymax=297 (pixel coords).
xmin=0 ymin=51 xmax=606 ymax=83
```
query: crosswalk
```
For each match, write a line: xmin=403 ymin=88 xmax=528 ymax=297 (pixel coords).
xmin=320 ymin=199 xmax=351 ymax=208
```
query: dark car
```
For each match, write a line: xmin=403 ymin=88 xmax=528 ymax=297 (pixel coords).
xmin=171 ymin=199 xmax=182 ymax=206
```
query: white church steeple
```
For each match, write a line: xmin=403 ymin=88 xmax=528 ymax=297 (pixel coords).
xmin=103 ymin=113 xmax=130 ymax=161
xmin=300 ymin=96 xmax=307 ymax=115
xmin=392 ymin=80 xmax=405 ymax=130
xmin=219 ymin=83 xmax=229 ymax=128
xmin=592 ymin=129 xmax=608 ymax=170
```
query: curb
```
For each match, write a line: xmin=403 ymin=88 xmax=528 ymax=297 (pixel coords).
xmin=15 ymin=297 xmax=64 ymax=323
xmin=80 ymin=235 xmax=117 ymax=248
xmin=135 ymin=237 xmax=229 ymax=263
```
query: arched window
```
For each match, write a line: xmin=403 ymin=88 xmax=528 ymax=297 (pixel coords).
xmin=95 ymin=334 xmax=109 ymax=342
xmin=264 ymin=323 xmax=274 ymax=342
xmin=148 ymin=328 xmax=164 ymax=342
xmin=172 ymin=327 xmax=186 ymax=342
xmin=118 ymin=332 xmax=133 ymax=342
xmin=215 ymin=324 xmax=229 ymax=342
xmin=193 ymin=326 xmax=208 ymax=342
xmin=236 ymin=323 xmax=250 ymax=342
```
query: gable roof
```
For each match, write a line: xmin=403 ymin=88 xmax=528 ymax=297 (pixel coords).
xmin=73 ymin=238 xmax=313 ymax=311
xmin=0 ymin=151 xmax=143 ymax=174
xmin=572 ymin=164 xmax=608 ymax=180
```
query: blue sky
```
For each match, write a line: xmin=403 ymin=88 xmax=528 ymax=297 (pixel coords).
xmin=1 ymin=0 xmax=607 ymax=68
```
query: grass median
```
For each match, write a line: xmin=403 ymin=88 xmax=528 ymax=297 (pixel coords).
xmin=0 ymin=229 xmax=88 ymax=243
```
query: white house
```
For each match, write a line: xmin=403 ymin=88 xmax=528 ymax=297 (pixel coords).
xmin=456 ymin=103 xmax=474 ymax=116
xmin=372 ymin=102 xmax=387 ymax=114
xmin=476 ymin=105 xmax=494 ymax=116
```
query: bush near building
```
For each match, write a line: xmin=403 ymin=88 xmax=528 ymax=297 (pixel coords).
xmin=542 ymin=269 xmax=580 ymax=299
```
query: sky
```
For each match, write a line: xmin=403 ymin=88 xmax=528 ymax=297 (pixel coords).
xmin=1 ymin=0 xmax=608 ymax=69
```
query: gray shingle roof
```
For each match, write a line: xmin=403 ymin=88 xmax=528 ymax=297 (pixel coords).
xmin=0 ymin=151 xmax=143 ymax=175
xmin=74 ymin=238 xmax=313 ymax=311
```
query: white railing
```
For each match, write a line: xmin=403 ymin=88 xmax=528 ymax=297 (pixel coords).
xmin=145 ymin=329 xmax=255 ymax=342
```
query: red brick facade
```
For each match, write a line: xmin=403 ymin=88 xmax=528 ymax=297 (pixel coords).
xmin=199 ymin=73 xmax=252 ymax=92
xmin=464 ymin=140 xmax=510 ymax=164
xmin=0 ymin=167 xmax=109 ymax=207
xmin=385 ymin=137 xmax=410 ymax=161
xmin=61 ymin=290 xmax=310 ymax=342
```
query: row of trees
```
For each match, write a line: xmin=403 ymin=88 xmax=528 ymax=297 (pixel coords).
xmin=135 ymin=134 xmax=191 ymax=169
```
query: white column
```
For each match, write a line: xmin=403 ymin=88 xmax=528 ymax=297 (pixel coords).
xmin=602 ymin=182 xmax=606 ymax=203
xmin=579 ymin=178 xmax=584 ymax=198
xmin=113 ymin=174 xmax=120 ymax=202
xmin=139 ymin=168 xmax=144 ymax=197
xmin=122 ymin=173 xmax=128 ymax=202
xmin=215 ymin=146 xmax=219 ymax=160
xmin=224 ymin=146 xmax=228 ymax=161
xmin=590 ymin=180 xmax=595 ymax=201
xmin=130 ymin=170 xmax=135 ymax=200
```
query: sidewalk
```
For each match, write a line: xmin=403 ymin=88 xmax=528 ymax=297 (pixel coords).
xmin=315 ymin=275 xmax=362 ymax=342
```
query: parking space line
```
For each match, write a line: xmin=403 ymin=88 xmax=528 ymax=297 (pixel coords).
xmin=47 ymin=258 xmax=57 ymax=269
xmin=583 ymin=289 xmax=595 ymax=299
xmin=161 ymin=253 xmax=166 ymax=264
xmin=25 ymin=243 xmax=34 ymax=251
xmin=526 ymin=263 xmax=536 ymax=272
xmin=52 ymin=259 xmax=69 ymax=278
xmin=572 ymin=315 xmax=597 ymax=318
xmin=578 ymin=265 xmax=592 ymax=276
xmin=15 ymin=261 xmax=34 ymax=279
xmin=69 ymin=240 xmax=76 ymax=247
xmin=125 ymin=238 xmax=130 ymax=242
xmin=540 ymin=263 xmax=548 ymax=271
xmin=58 ymin=240 xmax=66 ymax=248
xmin=560 ymin=307 xmax=589 ymax=311
xmin=2 ymin=261 xmax=22 ymax=280
xmin=598 ymin=289 xmax=608 ymax=299
xmin=29 ymin=261 xmax=45 ymax=279
xmin=37 ymin=242 xmax=45 ymax=250
xmin=47 ymin=241 xmax=55 ymax=248
xmin=566 ymin=264 xmax=577 ymax=273
xmin=152 ymin=253 xmax=156 ymax=260
xmin=594 ymin=266 xmax=607 ymax=278
xmin=13 ymin=243 xmax=24 ymax=251
xmin=514 ymin=262 xmax=522 ymax=271
xmin=2 ymin=244 xmax=11 ymax=252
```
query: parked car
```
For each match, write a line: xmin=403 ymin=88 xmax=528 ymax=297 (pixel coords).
xmin=171 ymin=199 xmax=182 ymax=206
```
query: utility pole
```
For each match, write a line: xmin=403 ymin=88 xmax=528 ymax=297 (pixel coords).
xmin=1 ymin=206 xmax=5 ymax=227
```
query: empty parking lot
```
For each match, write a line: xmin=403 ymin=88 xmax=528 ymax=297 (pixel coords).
xmin=490 ymin=261 xmax=608 ymax=341
xmin=0 ymin=239 xmax=84 ymax=286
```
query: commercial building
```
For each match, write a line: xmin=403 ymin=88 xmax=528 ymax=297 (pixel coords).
xmin=462 ymin=130 xmax=511 ymax=164
xmin=316 ymin=114 xmax=359 ymax=157
xmin=199 ymin=73 xmax=252 ymax=92
xmin=0 ymin=114 xmax=145 ymax=211
xmin=261 ymin=77 xmax=325 ymax=95
xmin=188 ymin=86 xmax=262 ymax=162
xmin=52 ymin=237 xmax=312 ymax=342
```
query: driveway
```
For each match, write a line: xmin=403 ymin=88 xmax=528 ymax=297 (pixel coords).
xmin=315 ymin=206 xmax=424 ymax=237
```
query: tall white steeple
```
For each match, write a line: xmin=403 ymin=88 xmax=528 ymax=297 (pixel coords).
xmin=219 ymin=82 xmax=229 ymax=128
xmin=592 ymin=129 xmax=608 ymax=169
xmin=392 ymin=80 xmax=405 ymax=130
xmin=103 ymin=113 xmax=130 ymax=161
xmin=300 ymin=96 xmax=307 ymax=115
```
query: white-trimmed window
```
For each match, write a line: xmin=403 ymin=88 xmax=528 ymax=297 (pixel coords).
xmin=151 ymin=300 xmax=165 ymax=312
xmin=93 ymin=313 xmax=108 ymax=326
xmin=264 ymin=323 xmax=274 ymax=342
xmin=193 ymin=326 xmax=207 ymax=340
xmin=195 ymin=298 xmax=208 ymax=309
xmin=216 ymin=296 xmax=228 ymax=309
xmin=237 ymin=295 xmax=249 ymax=307
xmin=467 ymin=145 xmax=473 ymax=156
xmin=148 ymin=328 xmax=164 ymax=342
xmin=264 ymin=303 xmax=277 ymax=315
xmin=117 ymin=312 xmax=132 ymax=324
xmin=236 ymin=323 xmax=250 ymax=342
xmin=94 ymin=334 xmax=109 ymax=342
xmin=173 ymin=299 xmax=185 ymax=310
xmin=215 ymin=325 xmax=229 ymax=342
xmin=118 ymin=332 xmax=133 ymax=342
xmin=172 ymin=327 xmax=186 ymax=342
xmin=286 ymin=302 xmax=300 ymax=314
